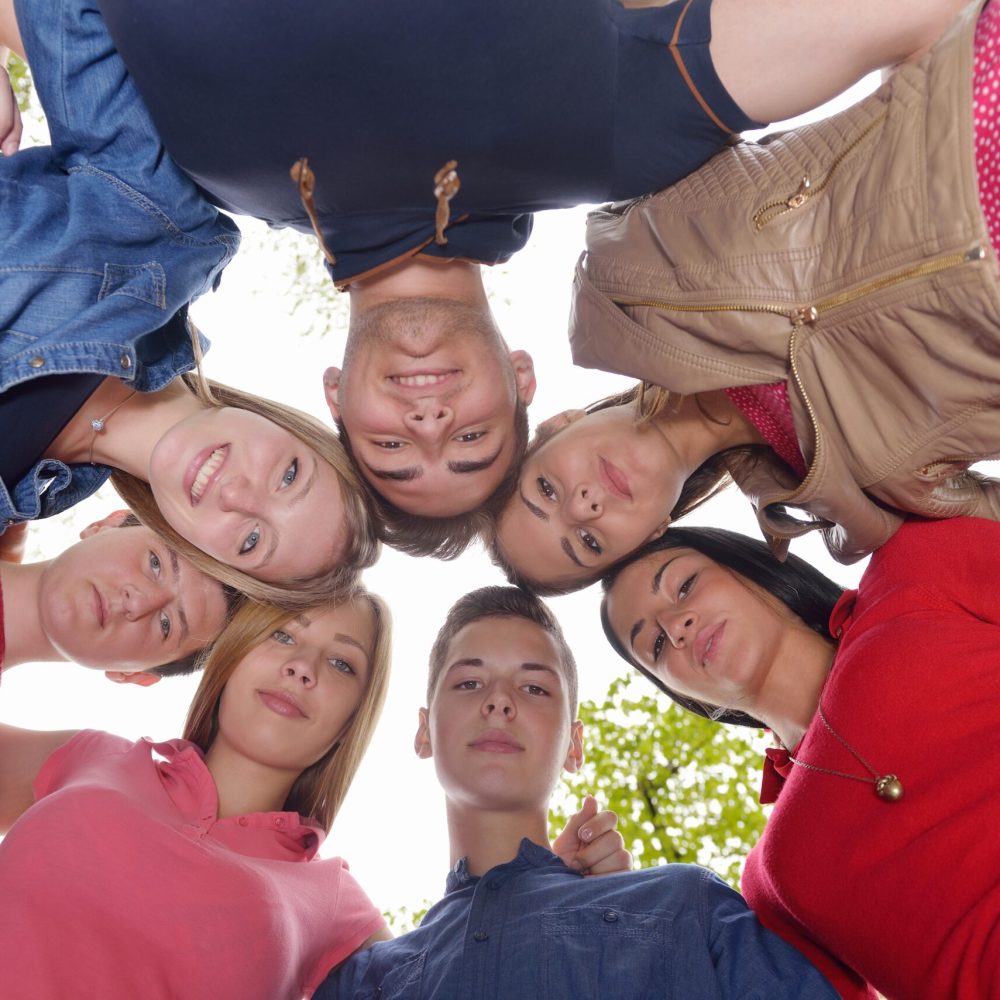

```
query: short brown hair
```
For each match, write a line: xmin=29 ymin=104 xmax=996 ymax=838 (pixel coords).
xmin=426 ymin=585 xmax=578 ymax=717
xmin=338 ymin=397 xmax=528 ymax=559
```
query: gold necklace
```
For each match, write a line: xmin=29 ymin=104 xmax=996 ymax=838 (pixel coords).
xmin=88 ymin=389 xmax=138 ymax=466
xmin=785 ymin=702 xmax=904 ymax=803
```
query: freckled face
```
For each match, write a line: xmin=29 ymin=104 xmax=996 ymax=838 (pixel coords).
xmin=148 ymin=407 xmax=348 ymax=583
xmin=604 ymin=549 xmax=791 ymax=711
xmin=214 ymin=600 xmax=376 ymax=774
xmin=495 ymin=407 xmax=679 ymax=589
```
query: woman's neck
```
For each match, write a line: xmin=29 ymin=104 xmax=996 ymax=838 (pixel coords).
xmin=43 ymin=377 xmax=203 ymax=476
xmin=650 ymin=390 xmax=767 ymax=470
xmin=203 ymin=738 xmax=300 ymax=818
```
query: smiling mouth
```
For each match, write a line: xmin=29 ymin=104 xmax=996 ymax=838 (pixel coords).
xmin=599 ymin=457 xmax=632 ymax=500
xmin=189 ymin=446 xmax=228 ymax=505
xmin=389 ymin=370 xmax=458 ymax=389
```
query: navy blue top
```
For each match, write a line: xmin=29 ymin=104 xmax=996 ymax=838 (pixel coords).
xmin=96 ymin=0 xmax=757 ymax=284
xmin=316 ymin=840 xmax=836 ymax=999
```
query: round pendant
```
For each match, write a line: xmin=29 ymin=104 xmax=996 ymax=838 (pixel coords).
xmin=875 ymin=774 xmax=904 ymax=802
xmin=91 ymin=418 xmax=105 ymax=433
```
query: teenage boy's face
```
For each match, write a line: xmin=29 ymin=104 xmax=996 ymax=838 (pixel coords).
xmin=416 ymin=616 xmax=582 ymax=811
xmin=38 ymin=525 xmax=229 ymax=674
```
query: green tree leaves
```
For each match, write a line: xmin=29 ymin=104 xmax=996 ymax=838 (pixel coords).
xmin=551 ymin=674 xmax=770 ymax=888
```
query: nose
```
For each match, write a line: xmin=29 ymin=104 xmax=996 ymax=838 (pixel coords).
xmin=282 ymin=656 xmax=316 ymax=687
xmin=568 ymin=483 xmax=603 ymax=521
xmin=218 ymin=474 xmax=257 ymax=513
xmin=121 ymin=584 xmax=161 ymax=622
xmin=660 ymin=609 xmax=696 ymax=649
xmin=480 ymin=686 xmax=516 ymax=720
xmin=403 ymin=400 xmax=454 ymax=441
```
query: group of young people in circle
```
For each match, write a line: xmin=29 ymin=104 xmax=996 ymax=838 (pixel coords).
xmin=2 ymin=0 xmax=999 ymax=997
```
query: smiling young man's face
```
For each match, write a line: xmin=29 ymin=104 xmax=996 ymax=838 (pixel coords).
xmin=326 ymin=298 xmax=536 ymax=518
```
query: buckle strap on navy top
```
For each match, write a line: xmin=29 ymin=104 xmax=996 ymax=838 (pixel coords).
xmin=433 ymin=160 xmax=461 ymax=245
xmin=290 ymin=158 xmax=337 ymax=266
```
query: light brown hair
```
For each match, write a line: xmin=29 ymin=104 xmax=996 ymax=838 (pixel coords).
xmin=183 ymin=590 xmax=392 ymax=831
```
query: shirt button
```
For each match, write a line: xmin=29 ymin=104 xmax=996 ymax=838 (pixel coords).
xmin=274 ymin=817 xmax=286 ymax=828
xmin=603 ymin=910 xmax=619 ymax=923
xmin=29 ymin=356 xmax=45 ymax=368
xmin=119 ymin=354 xmax=132 ymax=369
xmin=473 ymin=931 xmax=489 ymax=942
xmin=238 ymin=817 xmax=249 ymax=827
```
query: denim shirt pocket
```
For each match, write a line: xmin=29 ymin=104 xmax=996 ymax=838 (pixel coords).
xmin=358 ymin=950 xmax=425 ymax=1000
xmin=541 ymin=905 xmax=672 ymax=998
xmin=99 ymin=261 xmax=167 ymax=309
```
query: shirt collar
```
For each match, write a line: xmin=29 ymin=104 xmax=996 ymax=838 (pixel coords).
xmin=445 ymin=838 xmax=567 ymax=894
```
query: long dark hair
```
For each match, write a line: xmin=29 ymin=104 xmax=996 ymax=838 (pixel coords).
xmin=600 ymin=526 xmax=844 ymax=728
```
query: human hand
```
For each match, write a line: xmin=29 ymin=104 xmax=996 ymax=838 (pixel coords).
xmin=0 ymin=521 xmax=28 ymax=563
xmin=553 ymin=795 xmax=632 ymax=877
xmin=0 ymin=59 xmax=22 ymax=156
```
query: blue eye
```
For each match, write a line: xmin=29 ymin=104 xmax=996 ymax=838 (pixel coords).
xmin=271 ymin=629 xmax=294 ymax=645
xmin=281 ymin=459 xmax=298 ymax=488
xmin=329 ymin=658 xmax=354 ymax=675
xmin=149 ymin=552 xmax=162 ymax=574
xmin=240 ymin=528 xmax=260 ymax=555
xmin=159 ymin=611 xmax=171 ymax=639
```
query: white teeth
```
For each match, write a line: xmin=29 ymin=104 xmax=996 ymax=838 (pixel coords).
xmin=393 ymin=373 xmax=450 ymax=388
xmin=191 ymin=447 xmax=226 ymax=502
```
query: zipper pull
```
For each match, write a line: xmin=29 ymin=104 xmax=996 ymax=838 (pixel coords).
xmin=786 ymin=177 xmax=812 ymax=209
xmin=792 ymin=305 xmax=819 ymax=327
xmin=965 ymin=245 xmax=986 ymax=262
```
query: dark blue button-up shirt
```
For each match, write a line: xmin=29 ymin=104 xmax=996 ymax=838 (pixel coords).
xmin=317 ymin=840 xmax=836 ymax=1000
xmin=97 ymin=0 xmax=757 ymax=285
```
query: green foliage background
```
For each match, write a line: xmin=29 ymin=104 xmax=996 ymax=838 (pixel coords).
xmin=550 ymin=674 xmax=770 ymax=888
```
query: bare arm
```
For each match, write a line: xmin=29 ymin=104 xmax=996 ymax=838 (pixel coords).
xmin=0 ymin=42 xmax=21 ymax=156
xmin=711 ymin=0 xmax=967 ymax=124
xmin=0 ymin=723 xmax=79 ymax=832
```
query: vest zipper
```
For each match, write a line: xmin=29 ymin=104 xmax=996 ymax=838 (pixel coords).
xmin=609 ymin=244 xmax=987 ymax=508
xmin=751 ymin=111 xmax=888 ymax=231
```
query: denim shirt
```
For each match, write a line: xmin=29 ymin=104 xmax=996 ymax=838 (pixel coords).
xmin=317 ymin=840 xmax=836 ymax=1000
xmin=0 ymin=0 xmax=240 ymax=531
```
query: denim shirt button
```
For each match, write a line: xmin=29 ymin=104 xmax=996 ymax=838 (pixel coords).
xmin=119 ymin=353 xmax=132 ymax=369
xmin=473 ymin=931 xmax=488 ymax=942
xmin=602 ymin=910 xmax=619 ymax=923
xmin=29 ymin=355 xmax=45 ymax=368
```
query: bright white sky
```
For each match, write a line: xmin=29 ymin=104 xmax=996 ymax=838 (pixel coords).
xmin=8 ymin=71 xmax=990 ymax=919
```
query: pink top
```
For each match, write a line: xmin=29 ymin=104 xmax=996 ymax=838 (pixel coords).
xmin=975 ymin=0 xmax=1000 ymax=255
xmin=0 ymin=731 xmax=384 ymax=1000
xmin=724 ymin=382 xmax=807 ymax=477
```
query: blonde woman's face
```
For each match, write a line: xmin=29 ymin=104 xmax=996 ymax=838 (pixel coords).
xmin=214 ymin=599 xmax=376 ymax=774
xmin=148 ymin=407 xmax=348 ymax=583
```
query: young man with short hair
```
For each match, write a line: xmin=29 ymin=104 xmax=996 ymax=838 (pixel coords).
xmin=0 ymin=512 xmax=232 ymax=683
xmin=316 ymin=586 xmax=835 ymax=999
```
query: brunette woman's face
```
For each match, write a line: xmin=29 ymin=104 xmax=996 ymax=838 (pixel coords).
xmin=604 ymin=548 xmax=793 ymax=712
xmin=494 ymin=407 xmax=679 ymax=589
xmin=214 ymin=599 xmax=376 ymax=774
xmin=148 ymin=407 xmax=348 ymax=583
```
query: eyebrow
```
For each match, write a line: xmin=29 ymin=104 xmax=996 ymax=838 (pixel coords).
xmin=364 ymin=463 xmax=423 ymax=483
xmin=519 ymin=485 xmax=586 ymax=569
xmin=289 ymin=454 xmax=319 ymax=507
xmin=447 ymin=445 xmax=503 ymax=475
xmin=167 ymin=548 xmax=190 ymax=647
xmin=335 ymin=632 xmax=369 ymax=660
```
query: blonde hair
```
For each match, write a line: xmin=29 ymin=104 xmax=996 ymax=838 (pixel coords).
xmin=182 ymin=590 xmax=392 ymax=831
xmin=112 ymin=372 xmax=380 ymax=610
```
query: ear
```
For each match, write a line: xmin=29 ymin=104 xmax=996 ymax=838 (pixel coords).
xmin=563 ymin=720 xmax=585 ymax=774
xmin=647 ymin=517 xmax=671 ymax=542
xmin=80 ymin=509 xmax=132 ymax=539
xmin=508 ymin=350 xmax=537 ymax=407
xmin=537 ymin=409 xmax=586 ymax=437
xmin=323 ymin=366 xmax=343 ymax=422
xmin=104 ymin=670 xmax=161 ymax=687
xmin=414 ymin=707 xmax=433 ymax=759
